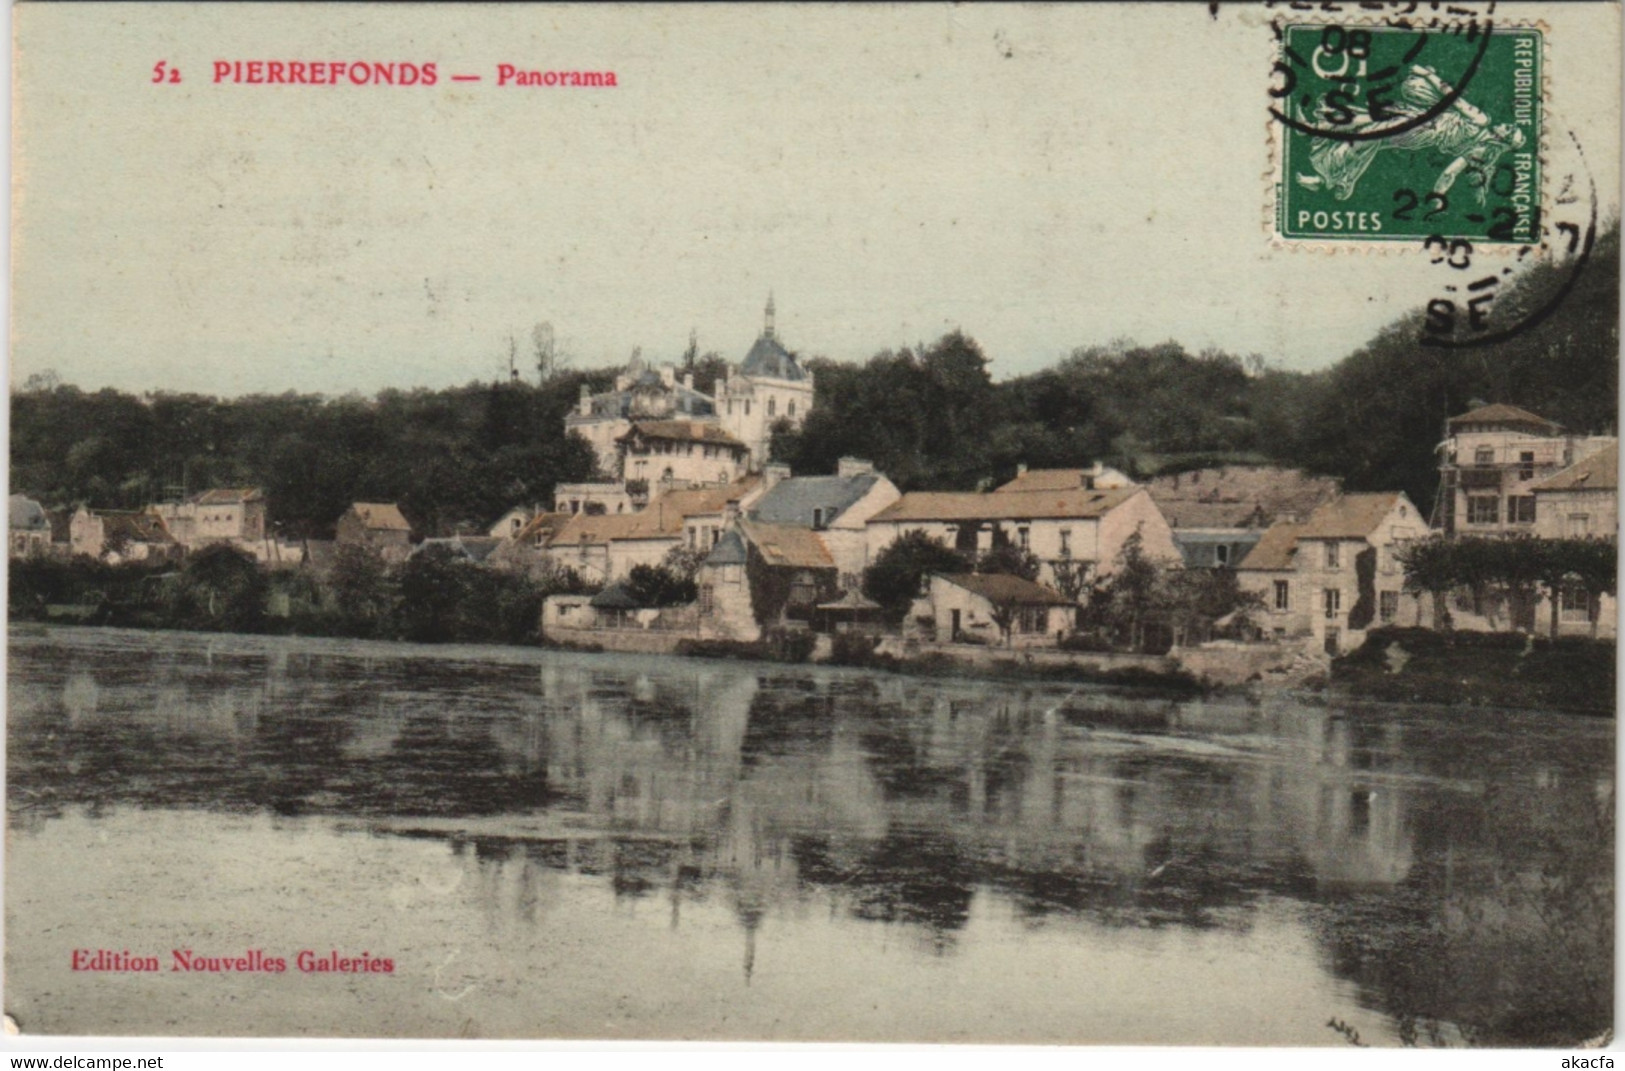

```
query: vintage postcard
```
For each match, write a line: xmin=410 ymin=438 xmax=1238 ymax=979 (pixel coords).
xmin=6 ymin=0 xmax=1619 ymax=1050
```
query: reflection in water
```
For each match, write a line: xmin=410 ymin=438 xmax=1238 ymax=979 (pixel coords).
xmin=6 ymin=627 xmax=1613 ymax=1045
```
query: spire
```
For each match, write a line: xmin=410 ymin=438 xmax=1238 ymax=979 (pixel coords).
xmin=764 ymin=291 xmax=776 ymax=340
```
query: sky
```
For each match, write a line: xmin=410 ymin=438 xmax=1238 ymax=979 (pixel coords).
xmin=10 ymin=2 xmax=1621 ymax=396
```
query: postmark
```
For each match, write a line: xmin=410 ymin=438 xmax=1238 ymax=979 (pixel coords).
xmin=1273 ymin=21 xmax=1543 ymax=243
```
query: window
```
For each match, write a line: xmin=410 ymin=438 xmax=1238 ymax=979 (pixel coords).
xmin=744 ymin=401 xmax=751 ymax=416
xmin=1274 ymin=580 xmax=1290 ymax=610
xmin=1215 ymin=544 xmax=1230 ymax=566
xmin=1567 ymin=513 xmax=1591 ymax=538
xmin=1379 ymin=591 xmax=1400 ymax=622
xmin=1561 ymin=584 xmax=1591 ymax=620
xmin=768 ymin=398 xmax=776 ymax=417
xmin=1324 ymin=588 xmax=1342 ymax=619
xmin=811 ymin=508 xmax=827 ymax=530
xmin=1509 ymin=495 xmax=1536 ymax=524
xmin=1059 ymin=529 xmax=1071 ymax=558
xmin=699 ymin=585 xmax=714 ymax=616
xmin=1017 ymin=526 xmax=1030 ymax=550
xmin=1325 ymin=542 xmax=1340 ymax=569
xmin=1519 ymin=451 xmax=1535 ymax=480
xmin=788 ymin=400 xmax=796 ymax=417
xmin=1475 ymin=446 xmax=1495 ymax=465
xmin=1467 ymin=496 xmax=1499 ymax=524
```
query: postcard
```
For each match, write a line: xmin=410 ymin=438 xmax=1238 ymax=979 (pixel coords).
xmin=6 ymin=0 xmax=1619 ymax=1049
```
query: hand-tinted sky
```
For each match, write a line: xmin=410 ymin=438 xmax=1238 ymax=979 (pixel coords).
xmin=12 ymin=3 xmax=1620 ymax=396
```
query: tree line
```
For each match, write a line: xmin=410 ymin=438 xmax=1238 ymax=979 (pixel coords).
xmin=13 ymin=225 xmax=1616 ymax=534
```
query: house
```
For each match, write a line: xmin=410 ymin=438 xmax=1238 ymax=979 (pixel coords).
xmin=563 ymin=297 xmax=815 ymax=474
xmin=1236 ymin=521 xmax=1309 ymax=638
xmin=915 ymin=573 xmax=1075 ymax=648
xmin=696 ymin=520 xmax=837 ymax=642
xmin=616 ymin=421 xmax=750 ymax=491
xmin=1532 ymin=444 xmax=1618 ymax=540
xmin=68 ymin=507 xmax=180 ymax=563
xmin=547 ymin=477 xmax=761 ymax=584
xmin=746 ymin=458 xmax=901 ymax=586
xmin=1289 ymin=492 xmax=1428 ymax=654
xmin=866 ymin=484 xmax=1180 ymax=592
xmin=487 ymin=506 xmax=537 ymax=540
xmin=1143 ymin=465 xmax=1342 ymax=569
xmin=335 ymin=502 xmax=413 ymax=560
xmin=488 ymin=511 xmax=572 ymax=576
xmin=151 ymin=487 xmax=268 ymax=549
xmin=1434 ymin=403 xmax=1615 ymax=536
xmin=9 ymin=495 xmax=52 ymax=558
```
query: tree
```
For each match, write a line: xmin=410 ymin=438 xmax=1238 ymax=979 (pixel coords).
xmin=328 ymin=544 xmax=395 ymax=633
xmin=623 ymin=563 xmax=696 ymax=608
xmin=862 ymin=532 xmax=971 ymax=624
xmin=178 ymin=543 xmax=268 ymax=632
xmin=396 ymin=544 xmax=474 ymax=642
xmin=1398 ymin=537 xmax=1459 ymax=630
xmin=1049 ymin=558 xmax=1093 ymax=603
xmin=661 ymin=544 xmax=708 ymax=582
xmin=975 ymin=543 xmax=1041 ymax=581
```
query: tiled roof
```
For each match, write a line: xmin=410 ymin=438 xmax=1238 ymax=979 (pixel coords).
xmin=1447 ymin=403 xmax=1561 ymax=432
xmin=414 ymin=536 xmax=503 ymax=563
xmin=938 ymin=572 xmax=1074 ymax=606
xmin=1143 ymin=466 xmax=1341 ymax=530
xmin=619 ymin=420 xmax=746 ymax=447
xmin=751 ymin=474 xmax=880 ymax=527
xmin=548 ymin=478 xmax=758 ymax=547
xmin=1532 ymin=446 xmax=1618 ymax=492
xmin=1296 ymin=493 xmax=1406 ymax=540
xmin=740 ymin=520 xmax=834 ymax=569
xmin=872 ymin=487 xmax=1140 ymax=523
xmin=194 ymin=487 xmax=264 ymax=506
xmin=995 ymin=468 xmax=1129 ymax=493
xmin=1236 ymin=521 xmax=1303 ymax=572
xmin=101 ymin=511 xmax=175 ymax=544
xmin=511 ymin=511 xmax=571 ymax=543
xmin=348 ymin=503 xmax=411 ymax=531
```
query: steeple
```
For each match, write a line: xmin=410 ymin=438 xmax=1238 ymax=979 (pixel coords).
xmin=763 ymin=291 xmax=776 ymax=340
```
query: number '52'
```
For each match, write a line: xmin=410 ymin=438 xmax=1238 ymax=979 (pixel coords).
xmin=152 ymin=60 xmax=182 ymax=83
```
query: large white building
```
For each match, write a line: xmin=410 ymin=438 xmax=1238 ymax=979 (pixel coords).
xmin=563 ymin=297 xmax=814 ymax=479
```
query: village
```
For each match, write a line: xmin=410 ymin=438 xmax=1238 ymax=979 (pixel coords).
xmin=9 ymin=298 xmax=1618 ymax=688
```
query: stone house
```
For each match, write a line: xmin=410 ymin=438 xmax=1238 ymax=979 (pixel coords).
xmin=151 ymin=487 xmax=268 ymax=550
xmin=1290 ymin=492 xmax=1428 ymax=655
xmin=1144 ymin=465 xmax=1342 ymax=570
xmin=335 ymin=502 xmax=413 ymax=560
xmin=1532 ymin=445 xmax=1618 ymax=541
xmin=547 ymin=477 xmax=760 ymax=585
xmin=915 ymin=573 xmax=1075 ymax=648
xmin=746 ymin=458 xmax=901 ymax=587
xmin=696 ymin=520 xmax=837 ymax=643
xmin=1435 ymin=403 xmax=1615 ymax=537
xmin=713 ymin=296 xmax=816 ymax=468
xmin=68 ymin=507 xmax=180 ymax=563
xmin=866 ymin=484 xmax=1180 ymax=593
xmin=617 ymin=421 xmax=750 ymax=491
xmin=1235 ymin=521 xmax=1309 ymax=639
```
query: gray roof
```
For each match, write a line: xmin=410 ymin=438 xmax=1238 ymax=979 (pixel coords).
xmin=9 ymin=495 xmax=49 ymax=532
xmin=590 ymin=584 xmax=640 ymax=610
xmin=414 ymin=535 xmax=503 ymax=563
xmin=750 ymin=474 xmax=879 ymax=527
xmin=740 ymin=333 xmax=807 ymax=381
xmin=704 ymin=528 xmax=749 ymax=566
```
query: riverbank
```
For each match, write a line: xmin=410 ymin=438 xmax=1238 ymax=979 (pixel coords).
xmin=1330 ymin=627 xmax=1617 ymax=716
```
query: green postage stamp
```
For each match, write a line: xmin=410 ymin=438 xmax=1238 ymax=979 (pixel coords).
xmin=1274 ymin=23 xmax=1542 ymax=243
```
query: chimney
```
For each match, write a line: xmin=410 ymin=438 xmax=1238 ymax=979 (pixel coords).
xmin=578 ymin=383 xmax=591 ymax=416
xmin=1017 ymin=462 xmax=1028 ymax=476
xmin=763 ymin=462 xmax=791 ymax=490
xmin=836 ymin=457 xmax=874 ymax=478
xmin=682 ymin=373 xmax=694 ymax=390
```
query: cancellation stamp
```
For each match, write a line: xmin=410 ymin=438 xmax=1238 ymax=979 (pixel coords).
xmin=1273 ymin=22 xmax=1542 ymax=243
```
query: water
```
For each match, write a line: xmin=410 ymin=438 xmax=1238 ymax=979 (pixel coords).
xmin=5 ymin=626 xmax=1613 ymax=1044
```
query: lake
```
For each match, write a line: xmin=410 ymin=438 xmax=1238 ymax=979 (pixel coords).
xmin=5 ymin=626 xmax=1613 ymax=1044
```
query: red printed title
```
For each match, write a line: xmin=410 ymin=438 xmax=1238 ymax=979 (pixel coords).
xmin=163 ymin=60 xmax=620 ymax=88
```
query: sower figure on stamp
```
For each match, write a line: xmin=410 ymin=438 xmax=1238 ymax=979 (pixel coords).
xmin=1295 ymin=64 xmax=1526 ymax=202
